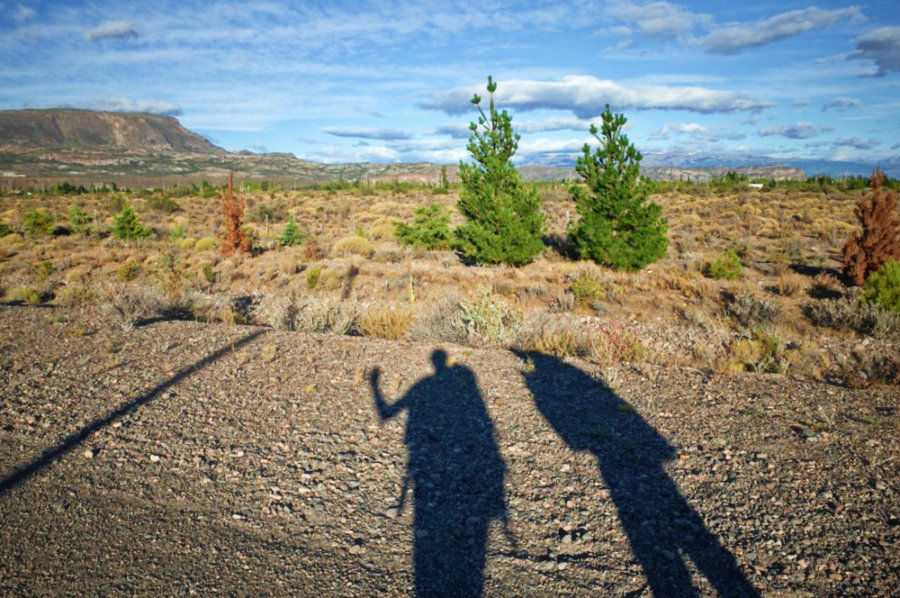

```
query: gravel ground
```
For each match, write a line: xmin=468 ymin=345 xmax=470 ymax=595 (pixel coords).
xmin=0 ymin=304 xmax=897 ymax=597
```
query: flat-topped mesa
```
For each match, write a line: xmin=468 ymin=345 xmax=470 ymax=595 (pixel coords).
xmin=0 ymin=109 xmax=224 ymax=155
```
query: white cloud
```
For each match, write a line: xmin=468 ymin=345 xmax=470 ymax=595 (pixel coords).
xmin=89 ymin=98 xmax=182 ymax=115
xmin=850 ymin=26 xmax=900 ymax=76
xmin=822 ymin=97 xmax=861 ymax=111
xmin=650 ymin=122 xmax=746 ymax=142
xmin=606 ymin=1 xmax=711 ymax=39
xmin=85 ymin=21 xmax=138 ymax=42
xmin=701 ymin=6 xmax=862 ymax=55
xmin=321 ymin=127 xmax=413 ymax=141
xmin=759 ymin=121 xmax=833 ymax=139
xmin=423 ymin=76 xmax=772 ymax=118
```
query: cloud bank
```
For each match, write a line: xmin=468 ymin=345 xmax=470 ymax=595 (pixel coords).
xmin=850 ymin=26 xmax=900 ymax=75
xmin=701 ymin=6 xmax=862 ymax=54
xmin=321 ymin=127 xmax=414 ymax=141
xmin=423 ymin=76 xmax=773 ymax=117
xmin=759 ymin=121 xmax=834 ymax=139
xmin=85 ymin=21 xmax=138 ymax=42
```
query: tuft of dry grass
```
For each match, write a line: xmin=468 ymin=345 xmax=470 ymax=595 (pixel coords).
xmin=332 ymin=235 xmax=374 ymax=258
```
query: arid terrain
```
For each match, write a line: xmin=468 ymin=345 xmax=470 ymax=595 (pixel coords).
xmin=0 ymin=172 xmax=898 ymax=596
xmin=0 ymin=304 xmax=897 ymax=596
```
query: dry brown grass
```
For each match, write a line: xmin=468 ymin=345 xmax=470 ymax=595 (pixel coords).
xmin=0 ymin=182 xmax=888 ymax=383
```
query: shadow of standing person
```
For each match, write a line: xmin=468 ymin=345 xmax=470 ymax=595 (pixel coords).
xmin=515 ymin=351 xmax=758 ymax=598
xmin=370 ymin=350 xmax=507 ymax=598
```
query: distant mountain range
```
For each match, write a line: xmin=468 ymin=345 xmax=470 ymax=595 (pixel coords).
xmin=0 ymin=109 xmax=894 ymax=187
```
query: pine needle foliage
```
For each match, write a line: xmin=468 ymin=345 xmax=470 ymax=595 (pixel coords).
xmin=843 ymin=168 xmax=900 ymax=286
xmin=112 ymin=205 xmax=151 ymax=240
xmin=568 ymin=105 xmax=667 ymax=271
xmin=280 ymin=214 xmax=306 ymax=246
xmin=455 ymin=76 xmax=545 ymax=266
xmin=396 ymin=202 xmax=452 ymax=249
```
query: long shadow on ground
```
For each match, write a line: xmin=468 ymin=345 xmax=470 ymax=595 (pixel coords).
xmin=514 ymin=351 xmax=759 ymax=598
xmin=370 ymin=350 xmax=508 ymax=598
xmin=0 ymin=328 xmax=268 ymax=496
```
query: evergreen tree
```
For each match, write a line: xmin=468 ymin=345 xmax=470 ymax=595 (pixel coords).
xmin=568 ymin=105 xmax=667 ymax=271
xmin=280 ymin=214 xmax=306 ymax=246
xmin=112 ymin=205 xmax=151 ymax=240
xmin=455 ymin=76 xmax=545 ymax=266
xmin=396 ymin=202 xmax=452 ymax=249
xmin=68 ymin=204 xmax=93 ymax=234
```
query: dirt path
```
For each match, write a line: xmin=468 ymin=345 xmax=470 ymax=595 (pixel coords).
xmin=1 ymin=305 xmax=897 ymax=596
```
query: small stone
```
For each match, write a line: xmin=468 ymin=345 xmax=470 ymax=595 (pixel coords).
xmin=560 ymin=464 xmax=571 ymax=473
xmin=561 ymin=534 xmax=572 ymax=545
xmin=149 ymin=454 xmax=161 ymax=463
xmin=384 ymin=507 xmax=400 ymax=519
xmin=83 ymin=448 xmax=95 ymax=459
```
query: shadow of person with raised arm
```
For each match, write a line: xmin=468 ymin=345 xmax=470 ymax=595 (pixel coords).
xmin=514 ymin=351 xmax=758 ymax=598
xmin=370 ymin=350 xmax=507 ymax=598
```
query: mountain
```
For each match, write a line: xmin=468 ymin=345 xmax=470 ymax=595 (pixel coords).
xmin=0 ymin=109 xmax=223 ymax=155
xmin=0 ymin=109 xmax=891 ymax=187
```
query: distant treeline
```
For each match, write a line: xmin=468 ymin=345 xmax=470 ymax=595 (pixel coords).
xmin=2 ymin=170 xmax=897 ymax=198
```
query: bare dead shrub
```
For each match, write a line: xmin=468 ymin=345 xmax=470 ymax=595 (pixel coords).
xmin=220 ymin=173 xmax=252 ymax=257
xmin=843 ymin=168 xmax=900 ymax=285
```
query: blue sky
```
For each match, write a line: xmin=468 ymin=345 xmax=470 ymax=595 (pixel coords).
xmin=1 ymin=1 xmax=899 ymax=166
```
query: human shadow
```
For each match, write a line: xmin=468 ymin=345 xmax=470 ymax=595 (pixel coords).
xmin=514 ymin=351 xmax=758 ymax=598
xmin=370 ymin=350 xmax=507 ymax=598
xmin=0 ymin=328 xmax=268 ymax=496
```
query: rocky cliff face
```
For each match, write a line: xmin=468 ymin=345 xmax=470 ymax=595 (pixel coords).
xmin=0 ymin=109 xmax=223 ymax=155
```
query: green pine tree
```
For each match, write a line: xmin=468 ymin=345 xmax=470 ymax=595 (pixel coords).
xmin=68 ymin=204 xmax=93 ymax=234
xmin=396 ymin=202 xmax=452 ymax=249
xmin=568 ymin=105 xmax=667 ymax=271
xmin=455 ymin=76 xmax=545 ymax=266
xmin=112 ymin=205 xmax=151 ymax=240
xmin=280 ymin=214 xmax=306 ymax=246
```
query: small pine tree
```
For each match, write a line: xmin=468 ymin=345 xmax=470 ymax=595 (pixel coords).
xmin=455 ymin=76 xmax=545 ymax=266
xmin=68 ymin=204 xmax=93 ymax=234
xmin=220 ymin=173 xmax=252 ymax=256
xmin=568 ymin=105 xmax=667 ymax=271
xmin=280 ymin=215 xmax=306 ymax=246
xmin=23 ymin=209 xmax=55 ymax=236
xmin=112 ymin=205 xmax=151 ymax=240
xmin=843 ymin=168 xmax=900 ymax=286
xmin=396 ymin=202 xmax=452 ymax=249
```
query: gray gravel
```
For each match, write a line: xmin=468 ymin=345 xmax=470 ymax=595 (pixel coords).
xmin=1 ymin=304 xmax=897 ymax=596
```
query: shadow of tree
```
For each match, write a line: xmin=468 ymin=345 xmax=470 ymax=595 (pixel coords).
xmin=370 ymin=350 xmax=507 ymax=598
xmin=515 ymin=351 xmax=758 ymax=597
xmin=0 ymin=328 xmax=268 ymax=496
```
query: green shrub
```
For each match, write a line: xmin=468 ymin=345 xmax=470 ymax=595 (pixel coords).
xmin=118 ymin=260 xmax=139 ymax=282
xmin=306 ymin=266 xmax=322 ymax=290
xmin=280 ymin=215 xmax=306 ymax=246
xmin=5 ymin=286 xmax=41 ymax=304
xmin=68 ymin=204 xmax=93 ymax=234
xmin=570 ymin=273 xmax=604 ymax=305
xmin=396 ymin=202 xmax=452 ymax=249
xmin=862 ymin=259 xmax=900 ymax=313
xmin=707 ymin=249 xmax=743 ymax=280
xmin=23 ymin=209 xmax=55 ymax=236
xmin=0 ymin=222 xmax=11 ymax=237
xmin=194 ymin=237 xmax=218 ymax=251
xmin=567 ymin=105 xmax=667 ymax=271
xmin=112 ymin=205 xmax=151 ymax=240
xmin=454 ymin=77 xmax=545 ymax=266
xmin=201 ymin=263 xmax=217 ymax=284
xmin=169 ymin=225 xmax=187 ymax=241
xmin=147 ymin=196 xmax=182 ymax=213
xmin=34 ymin=259 xmax=54 ymax=282
xmin=459 ymin=286 xmax=522 ymax=345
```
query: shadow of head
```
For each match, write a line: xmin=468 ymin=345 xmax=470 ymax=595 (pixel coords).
xmin=513 ymin=350 xmax=673 ymax=461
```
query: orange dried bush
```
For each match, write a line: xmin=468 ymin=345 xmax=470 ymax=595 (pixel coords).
xmin=843 ymin=168 xmax=900 ymax=285
xmin=220 ymin=173 xmax=252 ymax=257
